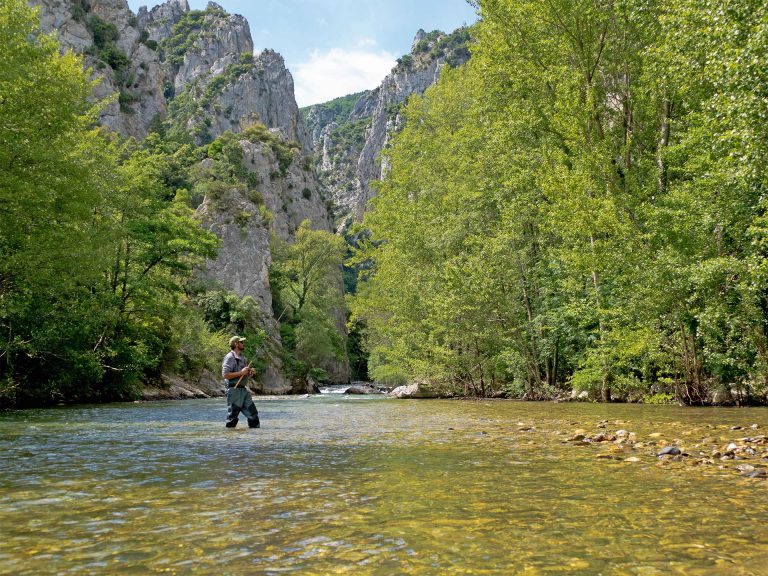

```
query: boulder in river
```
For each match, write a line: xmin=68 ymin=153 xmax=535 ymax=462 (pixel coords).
xmin=388 ymin=383 xmax=441 ymax=399
xmin=345 ymin=384 xmax=383 ymax=395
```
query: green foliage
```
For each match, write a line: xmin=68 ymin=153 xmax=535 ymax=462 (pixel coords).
xmin=87 ymin=14 xmax=118 ymax=48
xmin=192 ymin=288 xmax=268 ymax=375
xmin=330 ymin=118 xmax=369 ymax=150
xmin=85 ymin=15 xmax=129 ymax=76
xmin=395 ymin=54 xmax=413 ymax=71
xmin=0 ymin=0 xmax=224 ymax=406
xmin=643 ymin=392 xmax=676 ymax=405
xmin=300 ymin=91 xmax=367 ymax=126
xmin=412 ymin=27 xmax=472 ymax=68
xmin=70 ymin=0 xmax=88 ymax=22
xmin=270 ymin=221 xmax=347 ymax=380
xmin=351 ymin=0 xmax=768 ymax=403
xmin=346 ymin=319 xmax=369 ymax=381
xmin=160 ymin=7 xmax=226 ymax=67
xmin=242 ymin=123 xmax=299 ymax=175
xmin=1 ymin=0 xmax=107 ymax=404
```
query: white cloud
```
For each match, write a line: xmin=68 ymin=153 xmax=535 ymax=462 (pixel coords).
xmin=293 ymin=47 xmax=396 ymax=107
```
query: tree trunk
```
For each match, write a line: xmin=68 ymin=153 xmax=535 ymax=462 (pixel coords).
xmin=657 ymin=95 xmax=672 ymax=194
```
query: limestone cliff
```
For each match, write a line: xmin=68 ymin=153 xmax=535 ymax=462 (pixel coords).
xmin=32 ymin=0 xmax=169 ymax=138
xmin=303 ymin=28 xmax=471 ymax=224
xmin=32 ymin=0 xmax=347 ymax=389
xmin=303 ymin=91 xmax=372 ymax=220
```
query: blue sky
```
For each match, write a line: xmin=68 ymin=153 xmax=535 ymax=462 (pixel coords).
xmin=126 ymin=0 xmax=478 ymax=106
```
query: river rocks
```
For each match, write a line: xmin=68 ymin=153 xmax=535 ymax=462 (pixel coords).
xmin=141 ymin=372 xmax=225 ymax=400
xmin=289 ymin=376 xmax=320 ymax=395
xmin=345 ymin=384 xmax=383 ymax=395
xmin=388 ymin=383 xmax=441 ymax=399
xmin=570 ymin=424 xmax=768 ymax=481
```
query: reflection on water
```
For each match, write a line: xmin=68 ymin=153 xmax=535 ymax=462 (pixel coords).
xmin=1 ymin=397 xmax=767 ymax=574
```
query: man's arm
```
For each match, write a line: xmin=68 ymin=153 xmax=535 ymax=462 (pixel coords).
xmin=224 ymin=366 xmax=251 ymax=380
xmin=222 ymin=354 xmax=252 ymax=380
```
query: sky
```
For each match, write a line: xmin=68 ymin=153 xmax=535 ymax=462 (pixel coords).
xmin=126 ymin=0 xmax=478 ymax=107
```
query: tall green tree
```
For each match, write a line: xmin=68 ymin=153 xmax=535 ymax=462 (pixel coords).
xmin=0 ymin=0 xmax=114 ymax=403
xmin=270 ymin=221 xmax=347 ymax=380
xmin=0 ymin=0 xmax=221 ymax=405
xmin=646 ymin=0 xmax=768 ymax=401
xmin=92 ymin=138 xmax=219 ymax=391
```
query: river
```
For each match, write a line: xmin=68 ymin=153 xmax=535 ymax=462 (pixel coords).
xmin=1 ymin=395 xmax=767 ymax=574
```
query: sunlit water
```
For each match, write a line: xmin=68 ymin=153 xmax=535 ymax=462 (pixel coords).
xmin=1 ymin=395 xmax=767 ymax=575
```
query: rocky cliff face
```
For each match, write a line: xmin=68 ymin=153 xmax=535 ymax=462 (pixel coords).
xmin=303 ymin=91 xmax=372 ymax=220
xmin=169 ymin=6 xmax=252 ymax=93
xmin=136 ymin=0 xmax=188 ymax=41
xmin=32 ymin=0 xmax=346 ymax=389
xmin=304 ymin=28 xmax=471 ymax=224
xmin=32 ymin=0 xmax=169 ymax=138
xmin=201 ymin=50 xmax=312 ymax=153
xmin=32 ymin=1 xmax=311 ymax=150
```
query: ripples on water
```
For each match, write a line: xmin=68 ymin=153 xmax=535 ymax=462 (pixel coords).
xmin=1 ymin=396 xmax=767 ymax=575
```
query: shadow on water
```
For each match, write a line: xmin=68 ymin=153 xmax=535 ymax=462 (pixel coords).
xmin=1 ymin=397 xmax=767 ymax=574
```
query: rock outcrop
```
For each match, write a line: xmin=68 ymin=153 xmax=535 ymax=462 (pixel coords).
xmin=32 ymin=0 xmax=169 ymax=138
xmin=208 ymin=50 xmax=312 ymax=153
xmin=388 ymin=382 xmax=442 ymax=399
xmin=170 ymin=4 xmax=252 ymax=93
xmin=32 ymin=0 xmax=348 ymax=389
xmin=137 ymin=0 xmax=189 ymax=41
xmin=303 ymin=28 xmax=471 ymax=224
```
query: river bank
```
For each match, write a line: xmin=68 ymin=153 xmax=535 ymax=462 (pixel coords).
xmin=139 ymin=374 xmax=768 ymax=408
xmin=140 ymin=371 xmax=226 ymax=401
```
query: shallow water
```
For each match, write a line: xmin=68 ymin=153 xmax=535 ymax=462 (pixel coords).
xmin=1 ymin=396 xmax=767 ymax=575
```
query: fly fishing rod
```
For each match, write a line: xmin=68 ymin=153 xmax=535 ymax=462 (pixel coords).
xmin=233 ymin=360 xmax=253 ymax=388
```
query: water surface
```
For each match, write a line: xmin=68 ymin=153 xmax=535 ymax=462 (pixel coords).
xmin=1 ymin=396 xmax=767 ymax=574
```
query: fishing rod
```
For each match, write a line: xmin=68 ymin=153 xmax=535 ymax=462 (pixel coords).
xmin=233 ymin=360 xmax=253 ymax=389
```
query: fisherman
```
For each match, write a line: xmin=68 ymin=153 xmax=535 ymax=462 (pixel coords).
xmin=221 ymin=336 xmax=260 ymax=428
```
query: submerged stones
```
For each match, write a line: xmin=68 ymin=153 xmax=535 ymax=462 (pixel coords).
xmin=557 ymin=420 xmax=768 ymax=480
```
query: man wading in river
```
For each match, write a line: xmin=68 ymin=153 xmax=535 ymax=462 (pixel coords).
xmin=222 ymin=336 xmax=260 ymax=428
